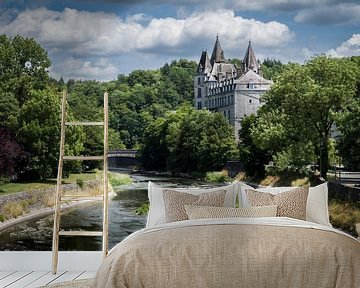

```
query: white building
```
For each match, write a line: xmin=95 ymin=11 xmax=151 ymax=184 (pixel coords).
xmin=194 ymin=37 xmax=272 ymax=139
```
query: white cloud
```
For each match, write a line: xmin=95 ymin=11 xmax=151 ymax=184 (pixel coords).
xmin=51 ymin=57 xmax=119 ymax=81
xmin=295 ymin=3 xmax=360 ymax=25
xmin=327 ymin=34 xmax=360 ymax=57
xmin=0 ymin=7 xmax=292 ymax=55
xmin=0 ymin=7 xmax=294 ymax=79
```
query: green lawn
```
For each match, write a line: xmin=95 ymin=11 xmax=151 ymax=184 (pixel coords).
xmin=0 ymin=172 xmax=98 ymax=195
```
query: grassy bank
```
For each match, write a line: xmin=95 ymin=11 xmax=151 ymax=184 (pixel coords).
xmin=0 ymin=172 xmax=98 ymax=195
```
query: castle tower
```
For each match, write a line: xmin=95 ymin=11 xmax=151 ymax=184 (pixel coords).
xmin=194 ymin=50 xmax=212 ymax=110
xmin=210 ymin=36 xmax=226 ymax=65
xmin=242 ymin=41 xmax=259 ymax=74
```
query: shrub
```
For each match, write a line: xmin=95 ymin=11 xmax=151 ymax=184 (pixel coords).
xmin=108 ymin=172 xmax=132 ymax=187
xmin=205 ymin=171 xmax=231 ymax=183
xmin=0 ymin=214 xmax=5 ymax=222
xmin=76 ymin=178 xmax=84 ymax=189
xmin=135 ymin=202 xmax=149 ymax=215
xmin=3 ymin=202 xmax=24 ymax=218
xmin=329 ymin=200 xmax=360 ymax=236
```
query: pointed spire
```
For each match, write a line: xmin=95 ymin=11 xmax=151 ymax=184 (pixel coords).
xmin=197 ymin=50 xmax=212 ymax=74
xmin=210 ymin=36 xmax=226 ymax=66
xmin=242 ymin=40 xmax=259 ymax=74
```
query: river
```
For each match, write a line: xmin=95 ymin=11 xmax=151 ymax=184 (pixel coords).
xmin=0 ymin=173 xmax=210 ymax=251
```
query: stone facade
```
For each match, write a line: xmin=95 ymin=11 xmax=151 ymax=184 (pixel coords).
xmin=194 ymin=37 xmax=272 ymax=139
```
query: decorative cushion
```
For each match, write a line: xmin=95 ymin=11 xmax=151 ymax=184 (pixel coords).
xmin=245 ymin=187 xmax=309 ymax=220
xmin=239 ymin=183 xmax=331 ymax=226
xmin=146 ymin=181 xmax=242 ymax=227
xmin=162 ymin=189 xmax=226 ymax=223
xmin=184 ymin=205 xmax=278 ymax=219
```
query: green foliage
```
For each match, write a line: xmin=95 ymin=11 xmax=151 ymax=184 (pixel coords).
xmin=76 ymin=178 xmax=85 ymax=189
xmin=261 ymin=58 xmax=284 ymax=80
xmin=228 ymin=58 xmax=242 ymax=67
xmin=0 ymin=34 xmax=51 ymax=105
xmin=238 ymin=115 xmax=271 ymax=177
xmin=108 ymin=172 xmax=132 ymax=187
xmin=205 ymin=171 xmax=231 ymax=183
xmin=135 ymin=202 xmax=149 ymax=215
xmin=0 ymin=214 xmax=5 ymax=222
xmin=140 ymin=104 xmax=238 ymax=172
xmin=251 ymin=56 xmax=359 ymax=178
xmin=16 ymin=88 xmax=61 ymax=179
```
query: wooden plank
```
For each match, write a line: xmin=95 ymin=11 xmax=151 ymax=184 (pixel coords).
xmin=59 ymin=231 xmax=103 ymax=236
xmin=0 ymin=251 xmax=102 ymax=271
xmin=25 ymin=271 xmax=66 ymax=288
xmin=0 ymin=271 xmax=16 ymax=281
xmin=0 ymin=271 xmax=32 ymax=287
xmin=75 ymin=271 xmax=96 ymax=280
xmin=65 ymin=121 xmax=104 ymax=126
xmin=63 ymin=156 xmax=104 ymax=161
xmin=6 ymin=271 xmax=48 ymax=288
xmin=48 ymin=271 xmax=84 ymax=284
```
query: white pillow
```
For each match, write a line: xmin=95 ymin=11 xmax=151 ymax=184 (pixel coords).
xmin=239 ymin=183 xmax=331 ymax=227
xmin=146 ymin=181 xmax=241 ymax=228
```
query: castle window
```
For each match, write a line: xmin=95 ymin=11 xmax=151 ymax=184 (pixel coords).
xmin=197 ymin=102 xmax=202 ymax=109
xmin=249 ymin=99 xmax=252 ymax=104
xmin=228 ymin=110 xmax=231 ymax=120
xmin=197 ymin=88 xmax=202 ymax=98
xmin=248 ymin=83 xmax=254 ymax=89
xmin=197 ymin=78 xmax=201 ymax=85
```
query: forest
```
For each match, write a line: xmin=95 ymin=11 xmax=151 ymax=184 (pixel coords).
xmin=1 ymin=34 xmax=360 ymax=183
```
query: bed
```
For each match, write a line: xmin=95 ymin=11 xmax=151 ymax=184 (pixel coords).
xmin=92 ymin=182 xmax=360 ymax=288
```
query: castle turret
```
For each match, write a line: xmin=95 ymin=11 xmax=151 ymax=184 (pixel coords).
xmin=242 ymin=41 xmax=259 ymax=74
xmin=210 ymin=36 xmax=226 ymax=65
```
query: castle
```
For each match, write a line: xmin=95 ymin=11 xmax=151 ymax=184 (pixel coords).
xmin=194 ymin=37 xmax=272 ymax=139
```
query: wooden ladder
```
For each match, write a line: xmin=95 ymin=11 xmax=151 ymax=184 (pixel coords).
xmin=52 ymin=90 xmax=109 ymax=274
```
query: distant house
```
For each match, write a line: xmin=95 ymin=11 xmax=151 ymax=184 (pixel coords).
xmin=194 ymin=36 xmax=272 ymax=139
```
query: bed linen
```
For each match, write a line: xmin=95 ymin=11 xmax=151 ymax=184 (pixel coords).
xmin=92 ymin=217 xmax=360 ymax=288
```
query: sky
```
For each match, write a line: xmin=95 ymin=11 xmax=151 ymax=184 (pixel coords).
xmin=0 ymin=0 xmax=359 ymax=81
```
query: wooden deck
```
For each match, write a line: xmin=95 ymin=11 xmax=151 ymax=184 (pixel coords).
xmin=0 ymin=251 xmax=102 ymax=287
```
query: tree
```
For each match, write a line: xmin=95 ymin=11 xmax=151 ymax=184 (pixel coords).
xmin=140 ymin=105 xmax=237 ymax=172
xmin=16 ymin=89 xmax=84 ymax=179
xmin=0 ymin=34 xmax=51 ymax=105
xmin=0 ymin=128 xmax=27 ymax=182
xmin=238 ymin=115 xmax=271 ymax=177
xmin=261 ymin=58 xmax=284 ymax=80
xmin=336 ymin=56 xmax=360 ymax=170
xmin=251 ymin=56 xmax=359 ymax=178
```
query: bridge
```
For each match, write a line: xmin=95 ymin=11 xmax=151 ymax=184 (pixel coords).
xmin=108 ymin=149 xmax=138 ymax=158
xmin=107 ymin=149 xmax=139 ymax=170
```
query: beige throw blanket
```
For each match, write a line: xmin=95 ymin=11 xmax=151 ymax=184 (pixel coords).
xmin=93 ymin=218 xmax=360 ymax=288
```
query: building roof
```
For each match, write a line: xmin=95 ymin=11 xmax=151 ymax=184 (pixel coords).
xmin=210 ymin=36 xmax=226 ymax=65
xmin=211 ymin=62 xmax=237 ymax=80
xmin=236 ymin=69 xmax=272 ymax=85
xmin=197 ymin=50 xmax=212 ymax=74
xmin=242 ymin=41 xmax=259 ymax=74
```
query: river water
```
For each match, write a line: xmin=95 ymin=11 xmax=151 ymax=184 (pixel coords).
xmin=0 ymin=173 xmax=210 ymax=251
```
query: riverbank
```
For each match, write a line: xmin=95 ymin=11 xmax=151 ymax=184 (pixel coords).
xmin=0 ymin=180 xmax=115 ymax=232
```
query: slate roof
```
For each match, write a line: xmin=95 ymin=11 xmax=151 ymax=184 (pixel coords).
xmin=242 ymin=41 xmax=259 ymax=73
xmin=197 ymin=50 xmax=212 ymax=74
xmin=210 ymin=36 xmax=226 ymax=65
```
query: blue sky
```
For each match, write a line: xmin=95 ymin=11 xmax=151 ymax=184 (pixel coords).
xmin=1 ymin=0 xmax=359 ymax=81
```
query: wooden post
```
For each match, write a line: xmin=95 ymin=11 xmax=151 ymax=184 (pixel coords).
xmin=52 ymin=90 xmax=67 ymax=274
xmin=102 ymin=92 xmax=109 ymax=259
